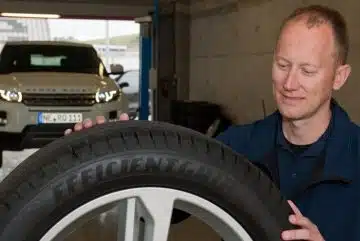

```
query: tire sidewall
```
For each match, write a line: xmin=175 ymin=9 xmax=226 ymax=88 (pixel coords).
xmin=0 ymin=150 xmax=288 ymax=241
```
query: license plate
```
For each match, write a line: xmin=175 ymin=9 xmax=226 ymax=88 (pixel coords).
xmin=38 ymin=112 xmax=83 ymax=124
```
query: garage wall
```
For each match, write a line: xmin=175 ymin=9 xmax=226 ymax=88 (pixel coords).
xmin=189 ymin=0 xmax=360 ymax=124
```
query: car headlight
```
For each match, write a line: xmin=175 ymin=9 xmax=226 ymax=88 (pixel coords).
xmin=95 ymin=90 xmax=119 ymax=103
xmin=0 ymin=89 xmax=22 ymax=102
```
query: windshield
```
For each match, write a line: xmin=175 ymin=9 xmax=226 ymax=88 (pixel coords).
xmin=0 ymin=44 xmax=108 ymax=75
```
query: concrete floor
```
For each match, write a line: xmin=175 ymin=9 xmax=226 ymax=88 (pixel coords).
xmin=0 ymin=149 xmax=38 ymax=182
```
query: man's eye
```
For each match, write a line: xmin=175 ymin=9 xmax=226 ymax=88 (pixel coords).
xmin=277 ymin=63 xmax=288 ymax=69
xmin=302 ymin=69 xmax=316 ymax=75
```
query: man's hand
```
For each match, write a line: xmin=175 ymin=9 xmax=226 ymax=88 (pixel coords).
xmin=281 ymin=200 xmax=324 ymax=241
xmin=64 ymin=113 xmax=130 ymax=135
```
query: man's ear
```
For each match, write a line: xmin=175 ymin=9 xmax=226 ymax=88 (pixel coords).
xmin=333 ymin=64 xmax=351 ymax=90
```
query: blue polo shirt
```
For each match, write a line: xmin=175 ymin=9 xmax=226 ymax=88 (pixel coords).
xmin=216 ymin=101 xmax=360 ymax=241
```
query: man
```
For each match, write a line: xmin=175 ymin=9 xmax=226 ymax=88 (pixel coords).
xmin=65 ymin=5 xmax=360 ymax=241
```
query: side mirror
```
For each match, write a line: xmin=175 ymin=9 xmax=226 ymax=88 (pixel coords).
xmin=110 ymin=64 xmax=124 ymax=75
xmin=119 ymin=82 xmax=129 ymax=89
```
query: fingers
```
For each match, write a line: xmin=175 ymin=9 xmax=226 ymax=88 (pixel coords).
xmin=287 ymin=201 xmax=316 ymax=229
xmin=119 ymin=113 xmax=129 ymax=121
xmin=289 ymin=214 xmax=315 ymax=229
xmin=282 ymin=200 xmax=324 ymax=241
xmin=64 ymin=114 xmax=130 ymax=137
xmin=64 ymin=128 xmax=72 ymax=136
xmin=96 ymin=115 xmax=106 ymax=124
xmin=282 ymin=228 xmax=311 ymax=240
xmin=288 ymin=200 xmax=302 ymax=216
xmin=64 ymin=118 xmax=93 ymax=136
xmin=74 ymin=121 xmax=84 ymax=131
xmin=282 ymin=226 xmax=322 ymax=240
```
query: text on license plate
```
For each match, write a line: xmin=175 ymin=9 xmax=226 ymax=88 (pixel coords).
xmin=38 ymin=112 xmax=83 ymax=124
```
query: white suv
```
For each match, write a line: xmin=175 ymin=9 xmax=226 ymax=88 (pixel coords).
xmin=0 ymin=41 xmax=129 ymax=166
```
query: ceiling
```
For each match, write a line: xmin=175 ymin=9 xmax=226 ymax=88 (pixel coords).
xmin=0 ymin=0 xmax=154 ymax=19
xmin=2 ymin=0 xmax=154 ymax=5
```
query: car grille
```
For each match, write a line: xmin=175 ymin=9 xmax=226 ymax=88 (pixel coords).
xmin=22 ymin=93 xmax=96 ymax=106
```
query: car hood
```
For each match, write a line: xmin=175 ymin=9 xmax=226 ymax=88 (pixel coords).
xmin=0 ymin=72 xmax=118 ymax=93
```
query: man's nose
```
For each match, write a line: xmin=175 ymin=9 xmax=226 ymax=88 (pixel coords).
xmin=283 ymin=71 xmax=300 ymax=90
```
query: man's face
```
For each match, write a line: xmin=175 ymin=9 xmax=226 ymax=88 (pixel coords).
xmin=272 ymin=17 xmax=345 ymax=121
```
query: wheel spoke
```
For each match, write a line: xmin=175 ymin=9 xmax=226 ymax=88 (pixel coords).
xmin=116 ymin=190 xmax=175 ymax=241
xmin=117 ymin=198 xmax=141 ymax=241
xmin=140 ymin=189 xmax=174 ymax=241
xmin=140 ymin=189 xmax=175 ymax=241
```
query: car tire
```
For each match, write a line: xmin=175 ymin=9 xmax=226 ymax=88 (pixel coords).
xmin=0 ymin=121 xmax=295 ymax=241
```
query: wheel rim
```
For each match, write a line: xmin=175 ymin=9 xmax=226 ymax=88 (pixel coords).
xmin=40 ymin=187 xmax=254 ymax=241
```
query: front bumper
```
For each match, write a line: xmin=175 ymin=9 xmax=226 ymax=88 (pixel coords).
xmin=0 ymin=96 xmax=128 ymax=150
xmin=0 ymin=96 xmax=129 ymax=134
xmin=0 ymin=124 xmax=76 ymax=150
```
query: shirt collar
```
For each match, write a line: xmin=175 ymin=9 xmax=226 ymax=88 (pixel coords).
xmin=274 ymin=99 xmax=356 ymax=181
xmin=323 ymin=100 xmax=356 ymax=181
xmin=276 ymin=111 xmax=333 ymax=158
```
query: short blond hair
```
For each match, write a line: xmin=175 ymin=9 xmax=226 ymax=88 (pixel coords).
xmin=280 ymin=5 xmax=349 ymax=64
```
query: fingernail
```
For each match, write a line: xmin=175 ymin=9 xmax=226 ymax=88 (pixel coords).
xmin=74 ymin=123 xmax=82 ymax=131
xmin=84 ymin=119 xmax=93 ymax=127
xmin=282 ymin=231 xmax=290 ymax=240
xmin=119 ymin=113 xmax=129 ymax=120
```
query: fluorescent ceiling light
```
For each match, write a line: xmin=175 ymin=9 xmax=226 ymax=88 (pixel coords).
xmin=0 ymin=12 xmax=60 ymax=18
